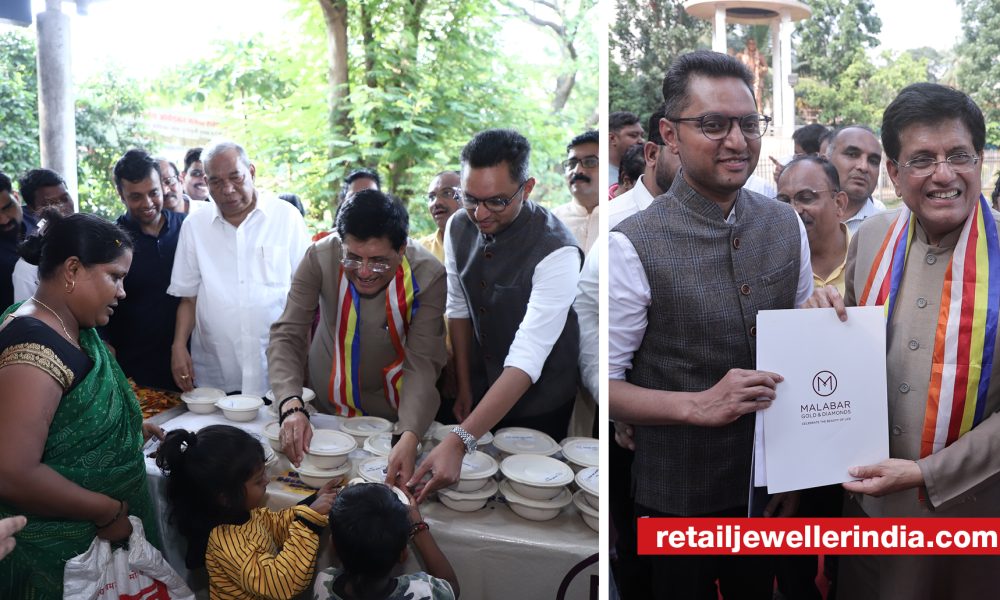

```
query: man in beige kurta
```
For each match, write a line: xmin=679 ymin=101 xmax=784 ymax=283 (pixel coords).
xmin=813 ymin=82 xmax=1000 ymax=600
xmin=268 ymin=190 xmax=447 ymax=485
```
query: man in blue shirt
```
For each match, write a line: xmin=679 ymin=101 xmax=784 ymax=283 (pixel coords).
xmin=105 ymin=149 xmax=186 ymax=390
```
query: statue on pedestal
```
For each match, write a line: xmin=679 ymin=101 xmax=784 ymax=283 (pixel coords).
xmin=736 ymin=38 xmax=768 ymax=111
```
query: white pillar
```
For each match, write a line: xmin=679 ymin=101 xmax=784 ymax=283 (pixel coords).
xmin=770 ymin=20 xmax=782 ymax=130
xmin=36 ymin=0 xmax=78 ymax=203
xmin=780 ymin=11 xmax=795 ymax=137
xmin=713 ymin=5 xmax=727 ymax=53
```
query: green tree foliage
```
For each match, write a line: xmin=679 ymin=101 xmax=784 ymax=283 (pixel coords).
xmin=609 ymin=0 xmax=710 ymax=120
xmin=956 ymin=0 xmax=1000 ymax=146
xmin=75 ymin=72 xmax=156 ymax=219
xmin=0 ymin=31 xmax=150 ymax=217
xmin=0 ymin=31 xmax=40 ymax=178
xmin=154 ymin=0 xmax=597 ymax=238
xmin=793 ymin=0 xmax=881 ymax=84
xmin=796 ymin=51 xmax=928 ymax=129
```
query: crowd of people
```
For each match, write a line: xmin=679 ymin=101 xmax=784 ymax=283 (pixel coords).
xmin=608 ymin=50 xmax=1000 ymax=600
xmin=0 ymin=122 xmax=601 ymax=597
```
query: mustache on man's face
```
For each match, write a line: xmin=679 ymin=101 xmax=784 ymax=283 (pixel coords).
xmin=571 ymin=174 xmax=591 ymax=184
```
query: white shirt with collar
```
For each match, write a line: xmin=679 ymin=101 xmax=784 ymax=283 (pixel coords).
xmin=443 ymin=216 xmax=580 ymax=384
xmin=844 ymin=197 xmax=886 ymax=236
xmin=608 ymin=195 xmax=814 ymax=380
xmin=11 ymin=259 xmax=38 ymax=303
xmin=608 ymin=174 xmax=657 ymax=231
xmin=167 ymin=192 xmax=309 ymax=395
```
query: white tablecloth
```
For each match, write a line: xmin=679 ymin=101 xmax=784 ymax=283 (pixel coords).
xmin=145 ymin=407 xmax=598 ymax=599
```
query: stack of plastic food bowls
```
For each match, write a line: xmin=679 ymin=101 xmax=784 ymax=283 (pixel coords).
xmin=215 ymin=395 xmax=264 ymax=422
xmin=492 ymin=427 xmax=560 ymax=460
xmin=339 ymin=416 xmax=393 ymax=447
xmin=574 ymin=466 xmax=599 ymax=510
xmin=180 ymin=387 xmax=225 ymax=414
xmin=422 ymin=421 xmax=443 ymax=446
xmin=499 ymin=480 xmax=572 ymax=521
xmin=449 ymin=451 xmax=499 ymax=492
xmin=432 ymin=426 xmax=494 ymax=451
xmin=296 ymin=461 xmax=350 ymax=489
xmin=499 ymin=454 xmax=574 ymax=521
xmin=357 ymin=456 xmax=389 ymax=483
xmin=572 ymin=490 xmax=598 ymax=531
xmin=438 ymin=479 xmax=498 ymax=512
xmin=560 ymin=437 xmax=599 ymax=473
xmin=306 ymin=430 xmax=356 ymax=469
xmin=363 ymin=432 xmax=422 ymax=457
xmin=265 ymin=387 xmax=316 ymax=416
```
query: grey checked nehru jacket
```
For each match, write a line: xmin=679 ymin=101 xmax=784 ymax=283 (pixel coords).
xmin=614 ymin=175 xmax=801 ymax=515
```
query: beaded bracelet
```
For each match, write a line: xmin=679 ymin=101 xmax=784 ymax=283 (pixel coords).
xmin=280 ymin=405 xmax=309 ymax=426
xmin=95 ymin=499 xmax=125 ymax=529
xmin=278 ymin=395 xmax=304 ymax=416
xmin=409 ymin=521 xmax=429 ymax=539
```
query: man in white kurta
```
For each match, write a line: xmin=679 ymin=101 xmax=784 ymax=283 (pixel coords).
xmin=168 ymin=141 xmax=309 ymax=396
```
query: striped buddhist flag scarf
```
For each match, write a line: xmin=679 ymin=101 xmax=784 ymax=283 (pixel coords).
xmin=859 ymin=195 xmax=1000 ymax=458
xmin=329 ymin=256 xmax=419 ymax=416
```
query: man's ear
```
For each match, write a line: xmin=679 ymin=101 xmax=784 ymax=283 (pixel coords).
xmin=661 ymin=118 xmax=680 ymax=156
xmin=833 ymin=190 xmax=849 ymax=219
xmin=643 ymin=141 xmax=659 ymax=168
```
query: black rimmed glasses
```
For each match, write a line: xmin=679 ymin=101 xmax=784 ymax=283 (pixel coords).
xmin=893 ymin=153 xmax=980 ymax=178
xmin=561 ymin=156 xmax=599 ymax=171
xmin=668 ymin=113 xmax=771 ymax=141
xmin=161 ymin=176 xmax=179 ymax=186
xmin=460 ymin=180 xmax=527 ymax=213
xmin=776 ymin=188 xmax=835 ymax=206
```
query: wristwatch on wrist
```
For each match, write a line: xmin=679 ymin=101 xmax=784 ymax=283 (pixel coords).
xmin=451 ymin=425 xmax=477 ymax=455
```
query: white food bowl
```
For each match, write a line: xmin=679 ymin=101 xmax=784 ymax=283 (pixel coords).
xmin=560 ymin=437 xmax=599 ymax=471
xmin=363 ymin=432 xmax=423 ymax=457
xmin=215 ymin=395 xmax=263 ymax=422
xmin=500 ymin=479 xmax=571 ymax=521
xmin=448 ymin=451 xmax=499 ymax=493
xmin=574 ymin=466 xmax=599 ymax=510
xmin=262 ymin=421 xmax=282 ymax=453
xmin=296 ymin=461 xmax=350 ymax=489
xmin=573 ymin=490 xmax=599 ymax=531
xmin=265 ymin=387 xmax=316 ymax=415
xmin=500 ymin=454 xmax=574 ymax=500
xmin=492 ymin=427 xmax=560 ymax=457
xmin=438 ymin=478 xmax=498 ymax=512
xmin=339 ymin=416 xmax=394 ymax=446
xmin=357 ymin=456 xmax=389 ymax=483
xmin=431 ymin=426 xmax=494 ymax=449
xmin=180 ymin=387 xmax=225 ymax=414
xmin=306 ymin=429 xmax=357 ymax=469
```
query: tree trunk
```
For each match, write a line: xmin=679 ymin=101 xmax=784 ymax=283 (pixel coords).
xmin=317 ymin=0 xmax=349 ymax=131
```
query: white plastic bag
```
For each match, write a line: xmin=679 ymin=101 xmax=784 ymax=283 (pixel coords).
xmin=64 ymin=516 xmax=195 ymax=600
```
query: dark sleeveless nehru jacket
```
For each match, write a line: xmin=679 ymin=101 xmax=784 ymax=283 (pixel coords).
xmin=614 ymin=175 xmax=801 ymax=515
xmin=449 ymin=200 xmax=583 ymax=420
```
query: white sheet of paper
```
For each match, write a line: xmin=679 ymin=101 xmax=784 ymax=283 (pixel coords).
xmin=756 ymin=306 xmax=890 ymax=494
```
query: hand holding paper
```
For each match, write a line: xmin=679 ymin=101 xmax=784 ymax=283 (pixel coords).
xmin=691 ymin=368 xmax=783 ymax=426
xmin=843 ymin=459 xmax=924 ymax=497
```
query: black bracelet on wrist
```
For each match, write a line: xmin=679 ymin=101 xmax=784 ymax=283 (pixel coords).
xmin=278 ymin=395 xmax=304 ymax=415
xmin=95 ymin=499 xmax=125 ymax=529
xmin=409 ymin=521 xmax=429 ymax=539
xmin=280 ymin=405 xmax=309 ymax=426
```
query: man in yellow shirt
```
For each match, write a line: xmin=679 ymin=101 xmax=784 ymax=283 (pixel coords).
xmin=418 ymin=171 xmax=461 ymax=262
xmin=777 ymin=155 xmax=850 ymax=295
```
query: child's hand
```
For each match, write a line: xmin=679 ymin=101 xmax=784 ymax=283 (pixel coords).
xmin=309 ymin=480 xmax=340 ymax=515
xmin=401 ymin=485 xmax=423 ymax=523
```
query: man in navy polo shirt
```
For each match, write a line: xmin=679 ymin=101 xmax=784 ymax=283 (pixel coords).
xmin=105 ymin=149 xmax=186 ymax=390
xmin=0 ymin=172 xmax=36 ymax=311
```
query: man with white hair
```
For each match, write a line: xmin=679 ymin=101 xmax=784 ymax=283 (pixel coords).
xmin=168 ymin=140 xmax=309 ymax=395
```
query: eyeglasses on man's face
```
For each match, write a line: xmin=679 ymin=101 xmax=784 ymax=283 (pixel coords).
xmin=207 ymin=171 xmax=247 ymax=190
xmin=776 ymin=188 xmax=835 ymax=206
xmin=668 ymin=113 xmax=771 ymax=141
xmin=161 ymin=175 xmax=179 ymax=187
xmin=187 ymin=169 xmax=206 ymax=179
xmin=561 ymin=156 xmax=599 ymax=171
xmin=341 ymin=257 xmax=392 ymax=273
xmin=893 ymin=153 xmax=979 ymax=178
xmin=427 ymin=187 xmax=460 ymax=203
xmin=460 ymin=180 xmax=527 ymax=213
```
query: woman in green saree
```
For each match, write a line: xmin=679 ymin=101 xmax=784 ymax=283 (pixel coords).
xmin=0 ymin=210 xmax=161 ymax=599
